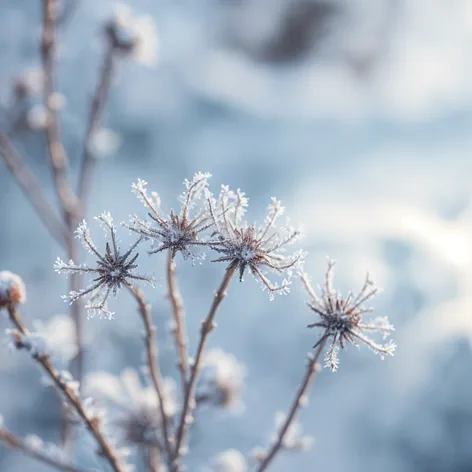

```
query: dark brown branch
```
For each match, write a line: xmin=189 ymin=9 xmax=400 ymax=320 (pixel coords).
xmin=0 ymin=130 xmax=67 ymax=246
xmin=255 ymin=337 xmax=328 ymax=472
xmin=166 ymin=250 xmax=189 ymax=393
xmin=0 ymin=427 xmax=85 ymax=472
xmin=6 ymin=305 xmax=125 ymax=472
xmin=172 ymin=265 xmax=237 ymax=471
xmin=125 ymin=283 xmax=174 ymax=468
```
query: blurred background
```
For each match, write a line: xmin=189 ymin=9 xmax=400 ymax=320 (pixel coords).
xmin=1 ymin=0 xmax=472 ymax=470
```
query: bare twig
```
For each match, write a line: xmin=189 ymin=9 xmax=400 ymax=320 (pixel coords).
xmin=125 ymin=283 xmax=174 ymax=468
xmin=5 ymin=305 xmax=126 ymax=472
xmin=172 ymin=265 xmax=237 ymax=471
xmin=77 ymin=39 xmax=116 ymax=207
xmin=0 ymin=427 xmax=86 ymax=472
xmin=41 ymin=0 xmax=79 ymax=223
xmin=166 ymin=250 xmax=189 ymax=393
xmin=254 ymin=336 xmax=328 ymax=472
xmin=41 ymin=0 xmax=84 ymax=405
xmin=0 ymin=130 xmax=67 ymax=246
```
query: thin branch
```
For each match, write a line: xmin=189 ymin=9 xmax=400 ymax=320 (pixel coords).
xmin=77 ymin=39 xmax=116 ymax=207
xmin=125 ymin=283 xmax=174 ymax=468
xmin=0 ymin=427 xmax=85 ymax=472
xmin=172 ymin=264 xmax=237 ymax=471
xmin=0 ymin=130 xmax=67 ymax=246
xmin=41 ymin=0 xmax=80 ymax=223
xmin=166 ymin=250 xmax=189 ymax=393
xmin=6 ymin=305 xmax=126 ymax=472
xmin=254 ymin=337 xmax=328 ymax=472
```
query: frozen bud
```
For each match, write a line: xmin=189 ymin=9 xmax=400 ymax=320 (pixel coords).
xmin=0 ymin=271 xmax=26 ymax=308
xmin=210 ymin=449 xmax=247 ymax=472
xmin=106 ymin=4 xmax=159 ymax=67
xmin=26 ymin=105 xmax=48 ymax=131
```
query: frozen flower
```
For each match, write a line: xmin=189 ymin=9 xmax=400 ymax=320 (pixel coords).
xmin=300 ymin=259 xmax=396 ymax=372
xmin=85 ymin=368 xmax=177 ymax=448
xmin=0 ymin=271 xmax=26 ymax=308
xmin=107 ymin=3 xmax=158 ymax=66
xmin=55 ymin=212 xmax=153 ymax=319
xmin=127 ymin=172 xmax=214 ymax=261
xmin=196 ymin=348 xmax=245 ymax=410
xmin=209 ymin=188 xmax=302 ymax=300
xmin=209 ymin=449 xmax=248 ymax=472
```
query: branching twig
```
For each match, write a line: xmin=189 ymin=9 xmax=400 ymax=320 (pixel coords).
xmin=0 ymin=427 xmax=85 ymax=472
xmin=0 ymin=130 xmax=67 ymax=246
xmin=41 ymin=0 xmax=79 ymax=223
xmin=172 ymin=265 xmax=237 ymax=471
xmin=167 ymin=250 xmax=189 ymax=393
xmin=77 ymin=39 xmax=116 ymax=207
xmin=125 ymin=283 xmax=174 ymax=467
xmin=5 ymin=305 xmax=126 ymax=472
xmin=254 ymin=336 xmax=328 ymax=472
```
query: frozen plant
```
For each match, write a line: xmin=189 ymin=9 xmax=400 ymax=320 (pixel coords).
xmin=106 ymin=3 xmax=159 ymax=67
xmin=196 ymin=348 xmax=246 ymax=410
xmin=127 ymin=172 xmax=214 ymax=261
xmin=300 ymin=259 xmax=396 ymax=372
xmin=85 ymin=368 xmax=176 ymax=450
xmin=55 ymin=212 xmax=154 ymax=319
xmin=208 ymin=187 xmax=302 ymax=300
xmin=0 ymin=271 xmax=26 ymax=308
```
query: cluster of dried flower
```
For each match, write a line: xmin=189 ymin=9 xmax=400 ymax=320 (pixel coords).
xmin=0 ymin=2 xmax=396 ymax=472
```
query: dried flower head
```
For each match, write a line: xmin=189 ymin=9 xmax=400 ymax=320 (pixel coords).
xmin=106 ymin=3 xmax=158 ymax=66
xmin=127 ymin=172 xmax=214 ymax=261
xmin=0 ymin=271 xmax=26 ymax=308
xmin=300 ymin=259 xmax=396 ymax=372
xmin=85 ymin=368 xmax=176 ymax=449
xmin=196 ymin=348 xmax=246 ymax=410
xmin=209 ymin=187 xmax=302 ymax=300
xmin=55 ymin=212 xmax=153 ymax=319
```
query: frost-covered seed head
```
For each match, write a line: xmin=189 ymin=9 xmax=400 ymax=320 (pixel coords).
xmin=196 ymin=348 xmax=245 ymax=410
xmin=127 ymin=172 xmax=214 ymax=261
xmin=0 ymin=271 xmax=26 ymax=308
xmin=55 ymin=212 xmax=153 ymax=319
xmin=85 ymin=368 xmax=177 ymax=448
xmin=300 ymin=259 xmax=396 ymax=372
xmin=209 ymin=190 xmax=302 ymax=300
xmin=106 ymin=3 xmax=158 ymax=67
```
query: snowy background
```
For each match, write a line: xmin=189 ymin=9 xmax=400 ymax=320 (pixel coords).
xmin=1 ymin=0 xmax=472 ymax=470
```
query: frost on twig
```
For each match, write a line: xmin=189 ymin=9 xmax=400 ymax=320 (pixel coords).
xmin=127 ymin=172 xmax=214 ymax=262
xmin=300 ymin=259 xmax=396 ymax=372
xmin=55 ymin=212 xmax=154 ymax=319
xmin=252 ymin=412 xmax=313 ymax=464
xmin=208 ymin=187 xmax=303 ymax=300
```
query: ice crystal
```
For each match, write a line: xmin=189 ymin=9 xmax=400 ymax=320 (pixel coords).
xmin=127 ymin=172 xmax=214 ymax=261
xmin=196 ymin=348 xmax=246 ymax=410
xmin=300 ymin=260 xmax=396 ymax=372
xmin=0 ymin=271 xmax=26 ymax=308
xmin=55 ymin=212 xmax=153 ymax=319
xmin=85 ymin=368 xmax=176 ymax=448
xmin=209 ymin=188 xmax=302 ymax=300
xmin=107 ymin=3 xmax=158 ymax=66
